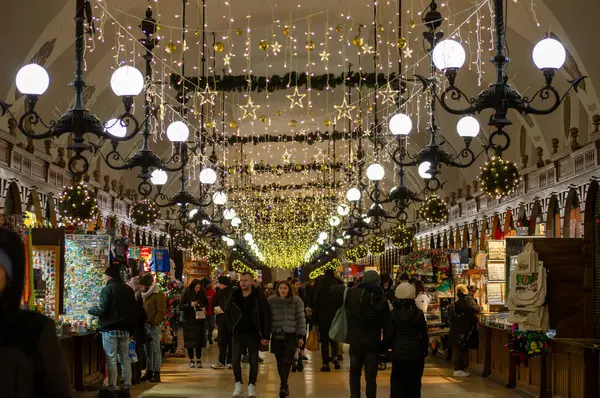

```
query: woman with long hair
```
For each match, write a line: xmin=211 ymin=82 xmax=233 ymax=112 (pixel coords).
xmin=268 ymin=281 xmax=306 ymax=397
xmin=179 ymin=279 xmax=209 ymax=368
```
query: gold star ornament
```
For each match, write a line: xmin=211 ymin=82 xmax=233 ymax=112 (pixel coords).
xmin=272 ymin=41 xmax=282 ymax=55
xmin=286 ymin=86 xmax=306 ymax=109
xmin=380 ymin=83 xmax=399 ymax=106
xmin=239 ymin=97 xmax=261 ymax=120
xmin=319 ymin=49 xmax=330 ymax=62
xmin=334 ymin=97 xmax=356 ymax=121
xmin=361 ymin=44 xmax=374 ymax=54
xmin=199 ymin=84 xmax=218 ymax=106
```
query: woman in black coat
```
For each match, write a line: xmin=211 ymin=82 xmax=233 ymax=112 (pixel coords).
xmin=449 ymin=284 xmax=480 ymax=376
xmin=179 ymin=279 xmax=209 ymax=368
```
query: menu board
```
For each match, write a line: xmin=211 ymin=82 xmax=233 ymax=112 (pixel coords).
xmin=487 ymin=282 xmax=505 ymax=305
xmin=487 ymin=261 xmax=506 ymax=282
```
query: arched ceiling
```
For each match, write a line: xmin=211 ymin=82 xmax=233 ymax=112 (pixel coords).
xmin=0 ymin=0 xmax=598 ymax=218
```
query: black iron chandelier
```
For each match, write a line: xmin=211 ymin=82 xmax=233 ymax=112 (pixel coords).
xmin=0 ymin=0 xmax=147 ymax=176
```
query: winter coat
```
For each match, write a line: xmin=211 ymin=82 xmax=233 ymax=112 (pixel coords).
xmin=312 ymin=275 xmax=343 ymax=328
xmin=225 ymin=286 xmax=271 ymax=339
xmin=142 ymin=283 xmax=167 ymax=326
xmin=179 ymin=286 xmax=209 ymax=349
xmin=449 ymin=294 xmax=480 ymax=348
xmin=386 ymin=299 xmax=429 ymax=361
xmin=0 ymin=227 xmax=73 ymax=397
xmin=268 ymin=295 xmax=306 ymax=336
xmin=344 ymin=283 xmax=390 ymax=350
xmin=88 ymin=278 xmax=137 ymax=333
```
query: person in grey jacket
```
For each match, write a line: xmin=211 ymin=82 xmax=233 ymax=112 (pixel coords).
xmin=268 ymin=280 xmax=306 ymax=398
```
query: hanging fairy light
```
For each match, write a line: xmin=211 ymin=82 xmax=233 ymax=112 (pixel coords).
xmin=390 ymin=225 xmax=414 ymax=249
xmin=130 ymin=199 xmax=161 ymax=227
xmin=368 ymin=236 xmax=386 ymax=255
xmin=479 ymin=156 xmax=521 ymax=199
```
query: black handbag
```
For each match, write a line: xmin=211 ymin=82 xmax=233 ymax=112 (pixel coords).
xmin=272 ymin=327 xmax=287 ymax=341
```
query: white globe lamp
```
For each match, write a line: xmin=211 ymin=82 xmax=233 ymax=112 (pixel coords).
xmin=329 ymin=216 xmax=341 ymax=227
xmin=366 ymin=163 xmax=385 ymax=181
xmin=319 ymin=232 xmax=328 ymax=241
xmin=432 ymin=39 xmax=466 ymax=71
xmin=104 ymin=118 xmax=127 ymax=138
xmin=166 ymin=121 xmax=190 ymax=142
xmin=224 ymin=208 xmax=236 ymax=220
xmin=337 ymin=204 xmax=350 ymax=216
xmin=532 ymin=38 xmax=566 ymax=70
xmin=199 ymin=168 xmax=217 ymax=184
xmin=456 ymin=116 xmax=480 ymax=138
xmin=16 ymin=64 xmax=50 ymax=96
xmin=418 ymin=161 xmax=432 ymax=179
xmin=336 ymin=238 xmax=344 ymax=246
xmin=110 ymin=65 xmax=144 ymax=97
xmin=346 ymin=187 xmax=361 ymax=202
xmin=244 ymin=233 xmax=253 ymax=242
xmin=188 ymin=209 xmax=198 ymax=219
xmin=150 ymin=169 xmax=168 ymax=186
xmin=212 ymin=191 xmax=227 ymax=205
xmin=389 ymin=113 xmax=412 ymax=136
xmin=231 ymin=217 xmax=241 ymax=227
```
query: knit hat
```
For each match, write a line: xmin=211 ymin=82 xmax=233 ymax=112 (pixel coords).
xmin=0 ymin=247 xmax=13 ymax=282
xmin=104 ymin=265 xmax=121 ymax=279
xmin=139 ymin=274 xmax=154 ymax=287
xmin=395 ymin=281 xmax=416 ymax=299
xmin=362 ymin=270 xmax=380 ymax=286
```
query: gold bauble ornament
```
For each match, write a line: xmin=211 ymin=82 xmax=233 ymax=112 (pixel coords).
xmin=352 ymin=36 xmax=364 ymax=47
xmin=259 ymin=40 xmax=269 ymax=51
xmin=165 ymin=42 xmax=177 ymax=54
xmin=324 ymin=119 xmax=332 ymax=127
xmin=276 ymin=110 xmax=282 ymax=116
xmin=367 ymin=106 xmax=373 ymax=112
xmin=335 ymin=25 xmax=342 ymax=33
xmin=236 ymin=28 xmax=243 ymax=36
xmin=194 ymin=29 xmax=200 ymax=36
xmin=397 ymin=37 xmax=408 ymax=49
xmin=213 ymin=41 xmax=225 ymax=53
xmin=289 ymin=119 xmax=298 ymax=127
xmin=305 ymin=40 xmax=316 ymax=51
xmin=409 ymin=20 xmax=416 ymax=29
xmin=156 ymin=24 xmax=163 ymax=31
xmin=229 ymin=120 xmax=238 ymax=129
xmin=377 ymin=25 xmax=384 ymax=32
xmin=283 ymin=26 xmax=290 ymax=36
xmin=204 ymin=121 xmax=215 ymax=129
xmin=259 ymin=115 xmax=267 ymax=122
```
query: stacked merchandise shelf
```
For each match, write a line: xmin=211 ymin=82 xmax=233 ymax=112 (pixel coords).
xmin=486 ymin=240 xmax=507 ymax=308
xmin=32 ymin=246 xmax=60 ymax=320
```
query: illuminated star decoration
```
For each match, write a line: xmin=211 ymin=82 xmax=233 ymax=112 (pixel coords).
xmin=319 ymin=49 xmax=330 ymax=62
xmin=286 ymin=86 xmax=306 ymax=109
xmin=404 ymin=47 xmax=413 ymax=59
xmin=272 ymin=41 xmax=282 ymax=54
xmin=334 ymin=97 xmax=356 ymax=120
xmin=361 ymin=44 xmax=374 ymax=54
xmin=282 ymin=150 xmax=292 ymax=164
xmin=223 ymin=53 xmax=231 ymax=66
xmin=313 ymin=148 xmax=326 ymax=164
xmin=199 ymin=84 xmax=218 ymax=106
xmin=380 ymin=83 xmax=399 ymax=106
xmin=239 ymin=97 xmax=261 ymax=120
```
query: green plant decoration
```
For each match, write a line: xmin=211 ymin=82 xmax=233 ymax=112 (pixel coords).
xmin=130 ymin=199 xmax=161 ymax=227
xmin=479 ymin=156 xmax=521 ymax=199
xmin=57 ymin=181 xmax=99 ymax=225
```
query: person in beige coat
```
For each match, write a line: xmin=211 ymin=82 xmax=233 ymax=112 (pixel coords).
xmin=139 ymin=274 xmax=166 ymax=383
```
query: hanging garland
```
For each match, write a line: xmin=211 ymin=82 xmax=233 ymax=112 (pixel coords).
xmin=479 ymin=156 xmax=521 ymax=199
xmin=173 ymin=229 xmax=196 ymax=250
xmin=309 ymin=258 xmax=341 ymax=280
xmin=232 ymin=259 xmax=258 ymax=277
xmin=227 ymin=161 xmax=350 ymax=175
xmin=368 ymin=236 xmax=386 ymax=255
xmin=57 ymin=181 xmax=99 ymax=225
xmin=230 ymin=181 xmax=342 ymax=193
xmin=346 ymin=244 xmax=369 ymax=262
xmin=130 ymin=199 xmax=161 ymax=227
xmin=390 ymin=224 xmax=414 ymax=249
xmin=419 ymin=195 xmax=448 ymax=224
xmin=219 ymin=130 xmax=360 ymax=146
xmin=171 ymin=71 xmax=400 ymax=94
xmin=207 ymin=250 xmax=226 ymax=267
xmin=191 ymin=241 xmax=210 ymax=259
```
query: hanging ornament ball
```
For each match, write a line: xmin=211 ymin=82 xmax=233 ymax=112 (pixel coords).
xmin=324 ymin=119 xmax=332 ymax=127
xmin=378 ymin=25 xmax=385 ymax=33
xmin=397 ymin=37 xmax=408 ymax=49
xmin=229 ymin=120 xmax=238 ymax=129
xmin=289 ymin=119 xmax=298 ymax=127
xmin=276 ymin=110 xmax=282 ymax=116
xmin=156 ymin=24 xmax=163 ymax=31
xmin=335 ymin=25 xmax=343 ymax=33
xmin=204 ymin=121 xmax=215 ymax=129
xmin=165 ymin=42 xmax=177 ymax=54
xmin=213 ymin=41 xmax=225 ymax=52
xmin=192 ymin=241 xmax=210 ymax=259
xmin=367 ymin=105 xmax=373 ymax=112
xmin=352 ymin=36 xmax=364 ymax=47
xmin=57 ymin=181 xmax=99 ymax=226
xmin=390 ymin=224 xmax=414 ymax=249
xmin=259 ymin=40 xmax=269 ymax=51
xmin=368 ymin=236 xmax=386 ymax=255
xmin=130 ymin=199 xmax=160 ymax=227
xmin=409 ymin=20 xmax=416 ymax=29
xmin=283 ymin=26 xmax=290 ymax=36
xmin=173 ymin=229 xmax=196 ymax=250
xmin=419 ymin=195 xmax=448 ymax=224
xmin=479 ymin=156 xmax=521 ymax=199
xmin=194 ymin=29 xmax=200 ymax=36
xmin=236 ymin=28 xmax=243 ymax=36
xmin=259 ymin=115 xmax=267 ymax=122
xmin=305 ymin=40 xmax=316 ymax=51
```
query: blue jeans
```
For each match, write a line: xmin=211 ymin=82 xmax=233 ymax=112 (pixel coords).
xmin=101 ymin=331 xmax=131 ymax=390
xmin=146 ymin=324 xmax=162 ymax=373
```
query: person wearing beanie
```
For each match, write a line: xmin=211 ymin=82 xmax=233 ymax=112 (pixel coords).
xmin=89 ymin=265 xmax=137 ymax=398
xmin=449 ymin=284 xmax=480 ymax=377
xmin=211 ymin=275 xmax=234 ymax=369
xmin=0 ymin=228 xmax=73 ymax=397
xmin=343 ymin=270 xmax=390 ymax=398
xmin=139 ymin=273 xmax=167 ymax=383
xmin=384 ymin=280 xmax=429 ymax=398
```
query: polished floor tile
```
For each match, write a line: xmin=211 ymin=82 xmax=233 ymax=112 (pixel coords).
xmin=77 ymin=343 xmax=522 ymax=397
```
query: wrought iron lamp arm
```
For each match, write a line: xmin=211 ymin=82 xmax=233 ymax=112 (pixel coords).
xmin=523 ymin=76 xmax=586 ymax=115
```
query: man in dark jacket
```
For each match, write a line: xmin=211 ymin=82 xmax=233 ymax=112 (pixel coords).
xmin=89 ymin=265 xmax=137 ymax=398
xmin=0 ymin=227 xmax=73 ymax=398
xmin=312 ymin=268 xmax=343 ymax=371
xmin=211 ymin=275 xmax=234 ymax=369
xmin=225 ymin=272 xmax=271 ymax=397
xmin=345 ymin=270 xmax=390 ymax=398
xmin=449 ymin=284 xmax=480 ymax=377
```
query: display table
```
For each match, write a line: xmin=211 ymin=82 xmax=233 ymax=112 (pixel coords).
xmin=59 ymin=332 xmax=104 ymax=391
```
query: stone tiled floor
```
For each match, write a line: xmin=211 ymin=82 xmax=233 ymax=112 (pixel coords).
xmin=77 ymin=345 xmax=523 ymax=397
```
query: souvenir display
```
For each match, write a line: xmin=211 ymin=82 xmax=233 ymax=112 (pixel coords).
xmin=32 ymin=246 xmax=59 ymax=319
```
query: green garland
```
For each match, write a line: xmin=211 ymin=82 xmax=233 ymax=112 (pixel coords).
xmin=232 ymin=259 xmax=258 ymax=277
xmin=130 ymin=199 xmax=161 ymax=227
xmin=57 ymin=181 xmax=99 ymax=226
xmin=346 ymin=244 xmax=369 ymax=262
xmin=173 ymin=229 xmax=196 ymax=250
xmin=230 ymin=181 xmax=341 ymax=192
xmin=227 ymin=161 xmax=351 ymax=175
xmin=368 ymin=236 xmax=386 ymax=255
xmin=207 ymin=250 xmax=226 ymax=267
xmin=390 ymin=225 xmax=414 ymax=249
xmin=171 ymin=71 xmax=400 ymax=93
xmin=419 ymin=195 xmax=448 ymax=224
xmin=309 ymin=258 xmax=341 ymax=279
xmin=192 ymin=241 xmax=210 ymax=259
xmin=219 ymin=130 xmax=360 ymax=146
xmin=480 ymin=156 xmax=521 ymax=199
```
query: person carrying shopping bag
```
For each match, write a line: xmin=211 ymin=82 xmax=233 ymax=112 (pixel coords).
xmin=179 ymin=279 xmax=209 ymax=368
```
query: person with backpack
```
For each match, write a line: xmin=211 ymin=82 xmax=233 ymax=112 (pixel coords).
xmin=268 ymin=280 xmax=306 ymax=397
xmin=88 ymin=264 xmax=137 ymax=398
xmin=312 ymin=268 xmax=343 ymax=371
xmin=0 ymin=227 xmax=73 ymax=397
xmin=344 ymin=270 xmax=390 ymax=398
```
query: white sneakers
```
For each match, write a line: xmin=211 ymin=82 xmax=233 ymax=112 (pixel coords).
xmin=232 ymin=382 xmax=243 ymax=396
xmin=212 ymin=363 xmax=226 ymax=369
xmin=232 ymin=383 xmax=256 ymax=397
xmin=453 ymin=370 xmax=470 ymax=377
